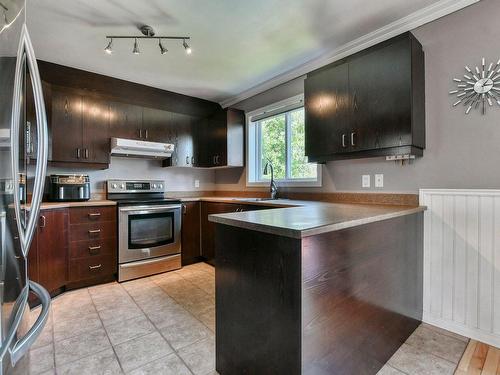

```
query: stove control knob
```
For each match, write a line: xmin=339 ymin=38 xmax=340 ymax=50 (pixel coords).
xmin=120 ymin=184 xmax=125 ymax=189
xmin=159 ymin=184 xmax=163 ymax=189
xmin=152 ymin=184 xmax=157 ymax=189
xmin=112 ymin=183 xmax=117 ymax=189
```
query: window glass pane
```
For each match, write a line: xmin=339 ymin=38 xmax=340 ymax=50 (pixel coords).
xmin=260 ymin=114 xmax=286 ymax=180
xmin=290 ymin=109 xmax=317 ymax=179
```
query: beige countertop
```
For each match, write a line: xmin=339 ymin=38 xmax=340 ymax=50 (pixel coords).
xmin=39 ymin=200 xmax=116 ymax=210
xmin=205 ymin=198 xmax=425 ymax=239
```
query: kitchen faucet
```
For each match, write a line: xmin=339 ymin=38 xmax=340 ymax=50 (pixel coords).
xmin=263 ymin=160 xmax=278 ymax=199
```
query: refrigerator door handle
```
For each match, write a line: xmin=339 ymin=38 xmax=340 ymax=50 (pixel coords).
xmin=10 ymin=24 xmax=49 ymax=257
xmin=10 ymin=281 xmax=51 ymax=365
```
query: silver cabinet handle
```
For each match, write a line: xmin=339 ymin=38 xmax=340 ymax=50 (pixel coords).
xmin=89 ymin=264 xmax=102 ymax=270
xmin=88 ymin=229 xmax=101 ymax=234
xmin=186 ymin=156 xmax=190 ymax=165
xmin=39 ymin=215 xmax=46 ymax=228
xmin=10 ymin=281 xmax=51 ymax=365
xmin=351 ymin=132 xmax=356 ymax=147
xmin=144 ymin=129 xmax=148 ymax=139
xmin=88 ymin=213 xmax=101 ymax=218
xmin=191 ymin=156 xmax=195 ymax=165
xmin=213 ymin=156 xmax=216 ymax=165
xmin=342 ymin=134 xmax=347 ymax=148
xmin=88 ymin=245 xmax=101 ymax=254
xmin=11 ymin=24 xmax=49 ymax=257
xmin=84 ymin=148 xmax=89 ymax=159
xmin=139 ymin=129 xmax=143 ymax=138
xmin=76 ymin=148 xmax=81 ymax=159
xmin=182 ymin=204 xmax=187 ymax=214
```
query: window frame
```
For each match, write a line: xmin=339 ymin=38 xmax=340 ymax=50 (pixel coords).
xmin=246 ymin=95 xmax=322 ymax=188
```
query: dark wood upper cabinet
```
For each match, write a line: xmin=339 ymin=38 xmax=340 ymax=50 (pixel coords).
xmin=35 ymin=61 xmax=244 ymax=169
xmin=304 ymin=62 xmax=349 ymax=157
xmin=82 ymin=96 xmax=110 ymax=164
xmin=109 ymin=101 xmax=143 ymax=140
xmin=194 ymin=108 xmax=245 ymax=168
xmin=50 ymin=88 xmax=83 ymax=163
xmin=305 ymin=32 xmax=425 ymax=162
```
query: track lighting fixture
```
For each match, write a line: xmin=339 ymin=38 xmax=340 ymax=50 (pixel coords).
xmin=132 ymin=38 xmax=140 ymax=54
xmin=158 ymin=39 xmax=167 ymax=55
xmin=104 ymin=25 xmax=191 ymax=56
xmin=183 ymin=39 xmax=192 ymax=55
xmin=104 ymin=38 xmax=113 ymax=54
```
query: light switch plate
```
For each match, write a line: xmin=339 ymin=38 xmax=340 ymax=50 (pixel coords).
xmin=362 ymin=175 xmax=370 ymax=188
xmin=375 ymin=174 xmax=384 ymax=188
xmin=194 ymin=179 xmax=200 ymax=188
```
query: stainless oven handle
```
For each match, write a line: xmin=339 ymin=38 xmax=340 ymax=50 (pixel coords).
xmin=119 ymin=204 xmax=182 ymax=214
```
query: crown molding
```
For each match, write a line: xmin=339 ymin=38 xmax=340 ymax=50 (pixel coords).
xmin=220 ymin=0 xmax=480 ymax=108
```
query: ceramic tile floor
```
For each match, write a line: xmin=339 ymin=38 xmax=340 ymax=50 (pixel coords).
xmin=29 ymin=261 xmax=471 ymax=375
xmin=28 ymin=262 xmax=217 ymax=375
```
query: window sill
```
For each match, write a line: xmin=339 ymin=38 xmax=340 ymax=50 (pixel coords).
xmin=246 ymin=179 xmax=322 ymax=188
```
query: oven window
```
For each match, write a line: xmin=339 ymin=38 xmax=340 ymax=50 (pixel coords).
xmin=128 ymin=212 xmax=174 ymax=249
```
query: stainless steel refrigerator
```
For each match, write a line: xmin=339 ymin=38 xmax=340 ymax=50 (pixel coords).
xmin=0 ymin=0 xmax=50 ymax=373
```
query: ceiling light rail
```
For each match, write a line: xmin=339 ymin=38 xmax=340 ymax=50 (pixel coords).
xmin=104 ymin=25 xmax=191 ymax=55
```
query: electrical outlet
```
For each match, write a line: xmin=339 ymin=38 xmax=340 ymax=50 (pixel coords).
xmin=362 ymin=175 xmax=370 ymax=188
xmin=194 ymin=179 xmax=200 ymax=188
xmin=375 ymin=174 xmax=384 ymax=188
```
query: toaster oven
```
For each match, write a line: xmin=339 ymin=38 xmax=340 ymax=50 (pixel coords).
xmin=48 ymin=174 xmax=91 ymax=201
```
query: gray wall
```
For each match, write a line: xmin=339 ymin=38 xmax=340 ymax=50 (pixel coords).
xmin=216 ymin=0 xmax=500 ymax=194
xmin=48 ymin=157 xmax=215 ymax=195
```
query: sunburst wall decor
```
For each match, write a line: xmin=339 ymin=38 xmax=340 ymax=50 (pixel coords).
xmin=450 ymin=58 xmax=500 ymax=115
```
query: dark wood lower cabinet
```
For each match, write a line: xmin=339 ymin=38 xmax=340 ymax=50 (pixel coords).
xmin=29 ymin=208 xmax=69 ymax=295
xmin=27 ymin=206 xmax=117 ymax=297
xmin=201 ymin=202 xmax=244 ymax=264
xmin=181 ymin=202 xmax=201 ymax=265
xmin=215 ymin=213 xmax=423 ymax=375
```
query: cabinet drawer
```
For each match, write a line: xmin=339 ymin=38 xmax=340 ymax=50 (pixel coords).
xmin=69 ymin=237 xmax=116 ymax=259
xmin=69 ymin=221 xmax=116 ymax=242
xmin=69 ymin=206 xmax=116 ymax=224
xmin=69 ymin=254 xmax=116 ymax=282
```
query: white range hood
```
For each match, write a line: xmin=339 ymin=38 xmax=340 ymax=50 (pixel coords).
xmin=110 ymin=137 xmax=174 ymax=159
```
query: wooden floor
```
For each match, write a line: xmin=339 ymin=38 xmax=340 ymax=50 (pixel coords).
xmin=456 ymin=340 xmax=500 ymax=374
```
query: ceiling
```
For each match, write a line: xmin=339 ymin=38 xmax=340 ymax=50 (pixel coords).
xmin=26 ymin=0 xmax=474 ymax=105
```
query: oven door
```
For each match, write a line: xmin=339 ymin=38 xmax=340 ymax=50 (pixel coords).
xmin=119 ymin=204 xmax=181 ymax=263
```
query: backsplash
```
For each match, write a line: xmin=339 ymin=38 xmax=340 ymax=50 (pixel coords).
xmin=47 ymin=157 xmax=216 ymax=194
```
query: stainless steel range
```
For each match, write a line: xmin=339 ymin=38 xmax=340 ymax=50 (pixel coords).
xmin=107 ymin=179 xmax=182 ymax=282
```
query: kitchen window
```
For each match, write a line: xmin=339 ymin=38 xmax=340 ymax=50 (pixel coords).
xmin=247 ymin=95 xmax=321 ymax=187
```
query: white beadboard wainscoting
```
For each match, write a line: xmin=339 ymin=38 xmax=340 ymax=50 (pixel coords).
xmin=419 ymin=189 xmax=500 ymax=347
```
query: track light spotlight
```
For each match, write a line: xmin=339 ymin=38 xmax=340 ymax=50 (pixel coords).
xmin=104 ymin=38 xmax=113 ymax=54
xmin=159 ymin=39 xmax=167 ymax=55
xmin=133 ymin=38 xmax=140 ymax=54
xmin=183 ymin=39 xmax=192 ymax=55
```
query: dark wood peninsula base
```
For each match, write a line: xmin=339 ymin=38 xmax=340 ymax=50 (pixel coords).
xmin=215 ymin=212 xmax=423 ymax=375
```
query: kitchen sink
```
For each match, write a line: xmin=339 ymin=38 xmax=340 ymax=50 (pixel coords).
xmin=232 ymin=197 xmax=279 ymax=202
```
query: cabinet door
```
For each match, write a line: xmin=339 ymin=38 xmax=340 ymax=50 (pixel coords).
xmin=37 ymin=209 xmax=69 ymax=293
xmin=181 ymin=202 xmax=201 ymax=265
xmin=305 ymin=63 xmax=349 ymax=159
xmin=201 ymin=202 xmax=241 ymax=262
xmin=109 ymin=101 xmax=142 ymax=140
xmin=82 ymin=96 xmax=110 ymax=164
xmin=193 ymin=117 xmax=211 ymax=167
xmin=172 ymin=113 xmax=195 ymax=167
xmin=51 ymin=89 xmax=83 ymax=162
xmin=349 ymin=38 xmax=412 ymax=151
xmin=143 ymin=107 xmax=170 ymax=142
xmin=209 ymin=112 xmax=227 ymax=166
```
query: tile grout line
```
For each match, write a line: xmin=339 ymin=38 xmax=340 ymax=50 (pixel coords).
xmin=50 ymin=289 xmax=115 ymax=372
xmin=87 ymin=284 xmax=127 ymax=375
xmin=403 ymin=326 xmax=468 ymax=366
xmin=122 ymin=276 xmax=196 ymax=375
